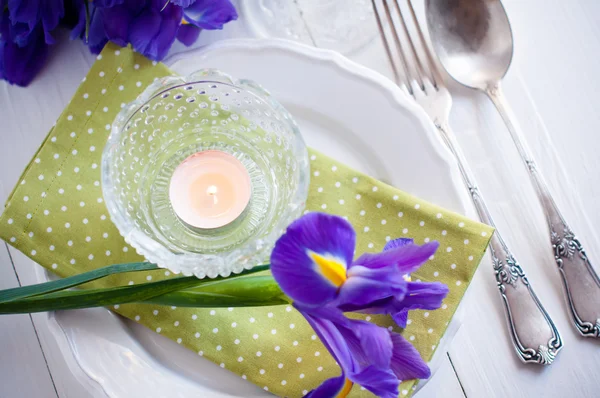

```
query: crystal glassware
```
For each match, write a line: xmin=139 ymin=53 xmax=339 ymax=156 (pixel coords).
xmin=242 ymin=0 xmax=379 ymax=54
xmin=102 ymin=69 xmax=310 ymax=278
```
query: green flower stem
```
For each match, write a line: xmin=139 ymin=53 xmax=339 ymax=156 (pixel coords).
xmin=0 ymin=263 xmax=276 ymax=314
xmin=0 ymin=276 xmax=202 ymax=314
xmin=144 ymin=275 xmax=290 ymax=307
xmin=0 ymin=262 xmax=158 ymax=303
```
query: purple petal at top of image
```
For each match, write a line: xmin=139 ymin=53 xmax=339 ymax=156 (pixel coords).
xmin=7 ymin=0 xmax=38 ymax=29
xmin=176 ymin=23 xmax=201 ymax=47
xmin=183 ymin=0 xmax=237 ymax=30
xmin=63 ymin=0 xmax=86 ymax=39
xmin=8 ymin=0 xmax=64 ymax=44
xmin=171 ymin=0 xmax=196 ymax=7
xmin=94 ymin=0 xmax=125 ymax=7
xmin=99 ymin=0 xmax=147 ymax=48
xmin=0 ymin=24 xmax=48 ymax=86
xmin=6 ymin=18 xmax=33 ymax=46
xmin=128 ymin=1 xmax=183 ymax=60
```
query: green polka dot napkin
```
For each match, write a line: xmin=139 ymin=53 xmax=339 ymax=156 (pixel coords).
xmin=0 ymin=43 xmax=493 ymax=398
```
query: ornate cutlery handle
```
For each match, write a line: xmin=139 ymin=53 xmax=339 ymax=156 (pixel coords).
xmin=487 ymin=83 xmax=600 ymax=338
xmin=436 ymin=121 xmax=563 ymax=364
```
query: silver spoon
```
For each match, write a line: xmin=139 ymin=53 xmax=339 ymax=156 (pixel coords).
xmin=426 ymin=0 xmax=600 ymax=338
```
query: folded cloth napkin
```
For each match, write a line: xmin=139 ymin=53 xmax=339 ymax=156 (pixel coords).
xmin=0 ymin=43 xmax=493 ymax=397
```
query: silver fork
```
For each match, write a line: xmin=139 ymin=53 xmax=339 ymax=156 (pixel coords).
xmin=371 ymin=0 xmax=563 ymax=364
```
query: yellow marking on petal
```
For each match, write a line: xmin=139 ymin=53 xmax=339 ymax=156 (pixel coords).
xmin=310 ymin=252 xmax=347 ymax=287
xmin=336 ymin=379 xmax=354 ymax=398
xmin=181 ymin=19 xmax=189 ymax=25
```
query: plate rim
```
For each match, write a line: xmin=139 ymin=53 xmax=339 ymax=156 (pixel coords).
xmin=45 ymin=38 xmax=474 ymax=397
xmin=167 ymin=38 xmax=472 ymax=218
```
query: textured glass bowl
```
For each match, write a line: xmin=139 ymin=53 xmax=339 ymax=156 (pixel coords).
xmin=102 ymin=70 xmax=309 ymax=278
xmin=242 ymin=0 xmax=378 ymax=54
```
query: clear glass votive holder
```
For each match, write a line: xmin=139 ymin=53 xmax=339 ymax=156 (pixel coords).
xmin=102 ymin=69 xmax=310 ymax=278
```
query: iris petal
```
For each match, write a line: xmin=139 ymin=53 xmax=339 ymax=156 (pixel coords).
xmin=338 ymin=319 xmax=392 ymax=369
xmin=128 ymin=3 xmax=182 ymax=61
xmin=400 ymin=281 xmax=449 ymax=310
xmin=300 ymin=306 xmax=354 ymax=368
xmin=183 ymin=0 xmax=237 ymax=30
xmin=8 ymin=0 xmax=39 ymax=28
xmin=271 ymin=213 xmax=355 ymax=306
xmin=393 ymin=309 xmax=409 ymax=328
xmin=305 ymin=375 xmax=346 ymax=398
xmin=354 ymin=241 xmax=439 ymax=273
xmin=176 ymin=23 xmax=201 ymax=46
xmin=299 ymin=306 xmax=400 ymax=397
xmin=1 ymin=24 xmax=48 ymax=86
xmin=340 ymin=281 xmax=448 ymax=327
xmin=390 ymin=331 xmax=431 ymax=380
xmin=351 ymin=366 xmax=399 ymax=398
xmin=383 ymin=237 xmax=413 ymax=251
xmin=102 ymin=6 xmax=133 ymax=47
xmin=94 ymin=0 xmax=124 ymax=7
xmin=41 ymin=0 xmax=64 ymax=44
xmin=171 ymin=0 xmax=196 ymax=6
xmin=336 ymin=264 xmax=407 ymax=308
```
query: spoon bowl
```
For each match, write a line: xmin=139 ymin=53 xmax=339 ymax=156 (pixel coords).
xmin=425 ymin=0 xmax=514 ymax=90
xmin=425 ymin=0 xmax=600 ymax=339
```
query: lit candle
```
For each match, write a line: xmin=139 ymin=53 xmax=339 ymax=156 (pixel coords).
xmin=169 ymin=150 xmax=251 ymax=229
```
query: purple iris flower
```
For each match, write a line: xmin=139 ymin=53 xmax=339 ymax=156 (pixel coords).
xmin=270 ymin=212 xmax=449 ymax=396
xmin=182 ymin=0 xmax=237 ymax=30
xmin=7 ymin=0 xmax=64 ymax=44
xmin=99 ymin=0 xmax=181 ymax=61
xmin=0 ymin=6 xmax=48 ymax=86
xmin=170 ymin=0 xmax=196 ymax=7
xmin=95 ymin=0 xmax=236 ymax=61
xmin=338 ymin=237 xmax=449 ymax=328
xmin=94 ymin=0 xmax=124 ymax=7
xmin=176 ymin=0 xmax=237 ymax=46
xmin=1 ymin=0 xmax=237 ymax=86
xmin=300 ymin=307 xmax=430 ymax=398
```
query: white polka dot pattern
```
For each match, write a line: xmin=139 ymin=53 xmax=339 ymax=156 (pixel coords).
xmin=0 ymin=43 xmax=494 ymax=398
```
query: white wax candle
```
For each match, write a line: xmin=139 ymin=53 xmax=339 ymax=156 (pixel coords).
xmin=169 ymin=150 xmax=251 ymax=229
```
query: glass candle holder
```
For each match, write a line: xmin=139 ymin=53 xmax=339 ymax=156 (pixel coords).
xmin=102 ymin=70 xmax=310 ymax=278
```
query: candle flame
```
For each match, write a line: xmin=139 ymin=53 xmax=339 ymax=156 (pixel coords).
xmin=207 ymin=185 xmax=218 ymax=205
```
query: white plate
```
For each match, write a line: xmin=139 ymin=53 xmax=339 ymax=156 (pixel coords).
xmin=41 ymin=39 xmax=472 ymax=397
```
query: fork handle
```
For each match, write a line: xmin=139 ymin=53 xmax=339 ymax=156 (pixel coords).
xmin=486 ymin=83 xmax=600 ymax=338
xmin=436 ymin=120 xmax=563 ymax=363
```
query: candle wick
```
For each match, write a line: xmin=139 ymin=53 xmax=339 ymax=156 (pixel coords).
xmin=207 ymin=185 xmax=219 ymax=205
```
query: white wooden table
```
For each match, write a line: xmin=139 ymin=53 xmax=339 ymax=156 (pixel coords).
xmin=1 ymin=0 xmax=599 ymax=396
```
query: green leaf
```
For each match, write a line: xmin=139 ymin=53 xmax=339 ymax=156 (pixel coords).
xmin=145 ymin=275 xmax=290 ymax=307
xmin=0 ymin=264 xmax=274 ymax=314
xmin=0 ymin=262 xmax=158 ymax=303
xmin=0 ymin=276 xmax=201 ymax=314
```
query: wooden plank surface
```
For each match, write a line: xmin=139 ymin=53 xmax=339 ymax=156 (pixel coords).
xmin=0 ymin=244 xmax=57 ymax=398
xmin=1 ymin=0 xmax=600 ymax=396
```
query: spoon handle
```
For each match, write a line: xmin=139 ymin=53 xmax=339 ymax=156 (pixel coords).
xmin=486 ymin=82 xmax=600 ymax=337
xmin=437 ymin=121 xmax=563 ymax=364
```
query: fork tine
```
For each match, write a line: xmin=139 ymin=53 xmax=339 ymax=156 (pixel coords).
xmin=392 ymin=0 xmax=425 ymax=90
xmin=379 ymin=0 xmax=414 ymax=94
xmin=371 ymin=0 xmax=401 ymax=86
xmin=406 ymin=0 xmax=440 ymax=88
